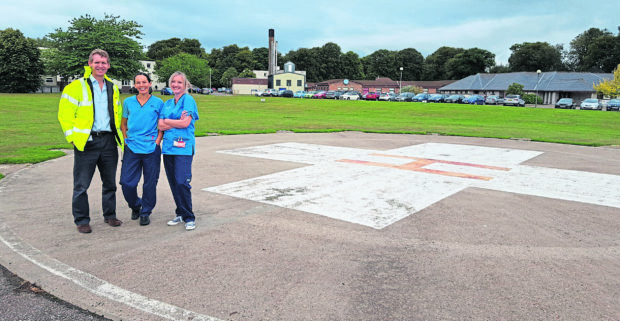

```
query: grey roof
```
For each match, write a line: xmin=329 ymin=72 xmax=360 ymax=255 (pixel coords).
xmin=440 ymin=72 xmax=613 ymax=92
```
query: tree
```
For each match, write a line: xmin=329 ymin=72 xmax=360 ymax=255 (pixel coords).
xmin=238 ymin=68 xmax=256 ymax=78
xmin=445 ymin=48 xmax=495 ymax=79
xmin=318 ymin=42 xmax=343 ymax=80
xmin=396 ymin=48 xmax=424 ymax=81
xmin=252 ymin=47 xmax=269 ymax=71
xmin=582 ymin=35 xmax=620 ymax=73
xmin=489 ymin=64 xmax=511 ymax=73
xmin=508 ymin=42 xmax=565 ymax=72
xmin=567 ymin=28 xmax=613 ymax=71
xmin=506 ymin=82 xmax=524 ymax=96
xmin=146 ymin=38 xmax=207 ymax=61
xmin=0 ymin=28 xmax=44 ymax=92
xmin=422 ymin=46 xmax=465 ymax=80
xmin=593 ymin=64 xmax=620 ymax=97
xmin=283 ymin=47 xmax=321 ymax=82
xmin=362 ymin=49 xmax=397 ymax=80
xmin=46 ymin=14 xmax=144 ymax=82
xmin=235 ymin=49 xmax=255 ymax=72
xmin=155 ymin=53 xmax=210 ymax=88
xmin=220 ymin=67 xmax=238 ymax=87
xmin=340 ymin=51 xmax=364 ymax=80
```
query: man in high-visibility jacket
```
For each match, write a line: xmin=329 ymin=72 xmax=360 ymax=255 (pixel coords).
xmin=58 ymin=49 xmax=124 ymax=234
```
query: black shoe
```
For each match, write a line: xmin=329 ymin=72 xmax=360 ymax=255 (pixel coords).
xmin=139 ymin=215 xmax=150 ymax=226
xmin=131 ymin=207 xmax=141 ymax=220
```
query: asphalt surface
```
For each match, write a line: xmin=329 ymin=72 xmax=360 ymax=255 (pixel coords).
xmin=0 ymin=132 xmax=619 ymax=321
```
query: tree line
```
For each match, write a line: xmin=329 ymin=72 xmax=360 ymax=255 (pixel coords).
xmin=0 ymin=14 xmax=619 ymax=92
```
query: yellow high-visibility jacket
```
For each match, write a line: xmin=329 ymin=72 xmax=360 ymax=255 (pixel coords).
xmin=58 ymin=66 xmax=123 ymax=151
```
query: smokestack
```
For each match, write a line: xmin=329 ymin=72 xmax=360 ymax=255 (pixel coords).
xmin=268 ymin=29 xmax=276 ymax=75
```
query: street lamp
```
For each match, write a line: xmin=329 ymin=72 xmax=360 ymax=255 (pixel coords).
xmin=399 ymin=67 xmax=403 ymax=93
xmin=536 ymin=69 xmax=541 ymax=108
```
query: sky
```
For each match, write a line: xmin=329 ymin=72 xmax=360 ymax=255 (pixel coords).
xmin=2 ymin=0 xmax=619 ymax=65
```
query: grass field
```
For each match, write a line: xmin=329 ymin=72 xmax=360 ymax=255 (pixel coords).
xmin=1 ymin=93 xmax=619 ymax=167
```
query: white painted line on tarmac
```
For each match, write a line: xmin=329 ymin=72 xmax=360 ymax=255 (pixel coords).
xmin=0 ymin=224 xmax=223 ymax=321
xmin=205 ymin=143 xmax=620 ymax=229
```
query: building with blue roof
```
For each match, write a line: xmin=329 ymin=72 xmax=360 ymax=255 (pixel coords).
xmin=439 ymin=72 xmax=613 ymax=104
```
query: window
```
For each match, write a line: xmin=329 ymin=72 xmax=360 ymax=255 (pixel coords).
xmin=45 ymin=78 xmax=54 ymax=83
xmin=276 ymin=79 xmax=281 ymax=86
xmin=122 ymin=80 xmax=131 ymax=86
xmin=286 ymin=79 xmax=291 ymax=86
xmin=298 ymin=80 xmax=302 ymax=87
xmin=146 ymin=63 xmax=151 ymax=68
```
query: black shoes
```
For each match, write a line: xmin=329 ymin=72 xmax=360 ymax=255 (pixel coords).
xmin=131 ymin=207 xmax=141 ymax=220
xmin=139 ymin=215 xmax=150 ymax=226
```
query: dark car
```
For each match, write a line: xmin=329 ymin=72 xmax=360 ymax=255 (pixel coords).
xmin=161 ymin=87 xmax=173 ymax=95
xmin=325 ymin=91 xmax=337 ymax=99
xmin=554 ymin=98 xmax=576 ymax=109
xmin=607 ymin=99 xmax=620 ymax=111
xmin=445 ymin=95 xmax=465 ymax=104
xmin=395 ymin=92 xmax=415 ymax=102
xmin=412 ymin=93 xmax=431 ymax=102
xmin=428 ymin=94 xmax=447 ymax=103
xmin=465 ymin=95 xmax=485 ymax=105
xmin=280 ymin=90 xmax=294 ymax=98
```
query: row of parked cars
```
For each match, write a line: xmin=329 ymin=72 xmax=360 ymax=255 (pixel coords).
xmin=254 ymin=89 xmax=620 ymax=111
xmin=161 ymin=87 xmax=229 ymax=95
xmin=554 ymin=98 xmax=620 ymax=111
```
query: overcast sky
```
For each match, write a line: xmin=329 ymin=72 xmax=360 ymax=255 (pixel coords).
xmin=2 ymin=0 xmax=618 ymax=65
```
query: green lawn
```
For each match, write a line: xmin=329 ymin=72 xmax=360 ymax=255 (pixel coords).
xmin=1 ymin=93 xmax=619 ymax=167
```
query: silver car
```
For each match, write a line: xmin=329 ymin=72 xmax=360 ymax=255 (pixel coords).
xmin=580 ymin=98 xmax=601 ymax=110
xmin=503 ymin=95 xmax=525 ymax=107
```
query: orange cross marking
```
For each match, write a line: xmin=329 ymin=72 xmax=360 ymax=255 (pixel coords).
xmin=337 ymin=153 xmax=511 ymax=181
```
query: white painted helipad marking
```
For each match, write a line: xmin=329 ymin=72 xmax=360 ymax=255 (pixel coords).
xmin=204 ymin=143 xmax=620 ymax=229
xmin=0 ymin=224 xmax=222 ymax=321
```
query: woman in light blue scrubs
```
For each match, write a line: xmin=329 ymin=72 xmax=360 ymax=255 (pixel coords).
xmin=158 ymin=71 xmax=199 ymax=231
xmin=119 ymin=72 xmax=163 ymax=226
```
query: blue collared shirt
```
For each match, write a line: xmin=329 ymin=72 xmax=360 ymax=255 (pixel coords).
xmin=90 ymin=75 xmax=111 ymax=132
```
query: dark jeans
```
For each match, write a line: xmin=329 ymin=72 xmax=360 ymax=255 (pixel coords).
xmin=119 ymin=145 xmax=161 ymax=216
xmin=72 ymin=133 xmax=118 ymax=225
xmin=163 ymin=154 xmax=194 ymax=222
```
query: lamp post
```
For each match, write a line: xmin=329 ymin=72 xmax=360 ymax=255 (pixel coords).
xmin=536 ymin=69 xmax=541 ymax=108
xmin=399 ymin=67 xmax=403 ymax=93
xmin=209 ymin=69 xmax=212 ymax=93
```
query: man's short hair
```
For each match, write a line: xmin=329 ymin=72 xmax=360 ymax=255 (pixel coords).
xmin=89 ymin=49 xmax=110 ymax=64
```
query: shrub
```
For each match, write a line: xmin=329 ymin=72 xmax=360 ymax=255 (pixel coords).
xmin=401 ymin=85 xmax=424 ymax=94
xmin=523 ymin=93 xmax=543 ymax=104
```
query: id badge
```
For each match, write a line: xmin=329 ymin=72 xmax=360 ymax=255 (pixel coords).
xmin=173 ymin=137 xmax=186 ymax=148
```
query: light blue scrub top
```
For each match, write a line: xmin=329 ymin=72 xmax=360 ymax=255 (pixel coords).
xmin=122 ymin=95 xmax=163 ymax=154
xmin=160 ymin=94 xmax=199 ymax=156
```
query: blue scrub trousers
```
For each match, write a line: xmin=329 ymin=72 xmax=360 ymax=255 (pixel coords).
xmin=163 ymin=154 xmax=195 ymax=222
xmin=72 ymin=133 xmax=118 ymax=225
xmin=119 ymin=145 xmax=161 ymax=217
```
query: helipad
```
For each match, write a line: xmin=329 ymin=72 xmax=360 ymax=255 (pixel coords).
xmin=1 ymin=132 xmax=618 ymax=321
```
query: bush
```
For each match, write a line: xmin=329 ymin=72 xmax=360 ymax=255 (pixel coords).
xmin=401 ymin=85 xmax=424 ymax=94
xmin=523 ymin=93 xmax=543 ymax=104
xmin=506 ymin=83 xmax=524 ymax=96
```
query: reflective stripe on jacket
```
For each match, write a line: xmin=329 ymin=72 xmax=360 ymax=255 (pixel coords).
xmin=58 ymin=66 xmax=124 ymax=151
